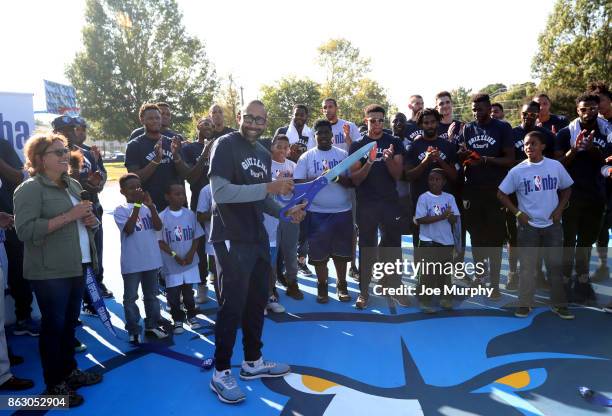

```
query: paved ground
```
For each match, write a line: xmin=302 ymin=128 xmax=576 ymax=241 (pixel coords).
xmin=6 ymin=182 xmax=612 ymax=415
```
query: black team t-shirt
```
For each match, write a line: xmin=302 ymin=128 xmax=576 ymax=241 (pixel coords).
xmin=406 ymin=137 xmax=458 ymax=203
xmin=0 ymin=139 xmax=23 ymax=214
xmin=182 ymin=140 xmax=208 ymax=210
xmin=458 ymin=118 xmax=514 ymax=192
xmin=512 ymin=126 xmax=556 ymax=162
xmin=349 ymin=132 xmax=404 ymax=204
xmin=555 ymin=122 xmax=612 ymax=202
xmin=208 ymin=132 xmax=271 ymax=243
xmin=539 ymin=114 xmax=569 ymax=133
xmin=404 ymin=120 xmax=423 ymax=141
xmin=437 ymin=119 xmax=463 ymax=142
xmin=124 ymin=134 xmax=179 ymax=211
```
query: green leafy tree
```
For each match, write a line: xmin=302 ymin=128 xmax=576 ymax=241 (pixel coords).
xmin=317 ymin=38 xmax=391 ymax=124
xmin=450 ymin=86 xmax=473 ymax=122
xmin=532 ymin=0 xmax=611 ymax=93
xmin=66 ymin=0 xmax=218 ymax=141
xmin=260 ymin=77 xmax=322 ymax=136
xmin=216 ymin=74 xmax=241 ymax=130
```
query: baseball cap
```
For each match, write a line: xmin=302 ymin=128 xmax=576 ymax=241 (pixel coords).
xmin=51 ymin=115 xmax=78 ymax=131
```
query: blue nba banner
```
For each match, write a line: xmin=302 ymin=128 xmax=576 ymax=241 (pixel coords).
xmin=44 ymin=80 xmax=79 ymax=115
xmin=85 ymin=266 xmax=117 ymax=337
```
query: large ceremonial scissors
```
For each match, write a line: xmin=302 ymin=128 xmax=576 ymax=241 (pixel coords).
xmin=279 ymin=141 xmax=376 ymax=221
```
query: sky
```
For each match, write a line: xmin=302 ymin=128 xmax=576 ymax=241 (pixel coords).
xmin=0 ymin=0 xmax=556 ymax=116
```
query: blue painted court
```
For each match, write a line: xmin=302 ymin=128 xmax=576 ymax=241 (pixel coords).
xmin=6 ymin=184 xmax=612 ymax=415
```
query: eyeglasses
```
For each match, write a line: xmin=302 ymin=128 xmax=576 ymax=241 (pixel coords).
xmin=578 ymin=106 xmax=599 ymax=113
xmin=242 ymin=114 xmax=266 ymax=126
xmin=367 ymin=118 xmax=385 ymax=124
xmin=521 ymin=112 xmax=538 ymax=118
xmin=44 ymin=148 xmax=70 ymax=157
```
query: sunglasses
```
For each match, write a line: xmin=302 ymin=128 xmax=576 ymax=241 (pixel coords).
xmin=44 ymin=148 xmax=70 ymax=157
xmin=367 ymin=118 xmax=385 ymax=124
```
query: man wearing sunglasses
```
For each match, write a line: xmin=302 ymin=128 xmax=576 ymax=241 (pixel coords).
xmin=555 ymin=93 xmax=612 ymax=304
xmin=349 ymin=104 xmax=407 ymax=309
xmin=504 ymin=102 xmax=556 ymax=291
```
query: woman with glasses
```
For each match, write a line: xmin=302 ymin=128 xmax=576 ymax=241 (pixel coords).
xmin=13 ymin=133 xmax=103 ymax=407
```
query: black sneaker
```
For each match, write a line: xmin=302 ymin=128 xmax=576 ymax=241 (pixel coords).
xmin=316 ymin=282 xmax=329 ymax=304
xmin=66 ymin=369 xmax=103 ymax=389
xmin=74 ymin=338 xmax=87 ymax=353
xmin=488 ymin=287 xmax=502 ymax=300
xmin=551 ymin=306 xmax=575 ymax=320
xmin=391 ymin=293 xmax=410 ymax=307
xmin=336 ymin=281 xmax=351 ymax=302
xmin=44 ymin=382 xmax=83 ymax=408
xmin=505 ymin=272 xmax=518 ymax=292
xmin=129 ymin=333 xmax=140 ymax=345
xmin=355 ymin=294 xmax=368 ymax=310
xmin=145 ymin=326 xmax=169 ymax=339
xmin=13 ymin=319 xmax=40 ymax=337
xmin=98 ymin=282 xmax=114 ymax=298
xmin=514 ymin=307 xmax=531 ymax=318
xmin=286 ymin=281 xmax=304 ymax=300
xmin=348 ymin=265 xmax=360 ymax=282
xmin=277 ymin=274 xmax=289 ymax=288
xmin=0 ymin=376 xmax=34 ymax=390
xmin=297 ymin=261 xmax=313 ymax=276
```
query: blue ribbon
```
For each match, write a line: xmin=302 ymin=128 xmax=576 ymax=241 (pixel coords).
xmin=84 ymin=265 xmax=117 ymax=337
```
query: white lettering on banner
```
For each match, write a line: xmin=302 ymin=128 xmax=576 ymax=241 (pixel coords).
xmin=0 ymin=92 xmax=35 ymax=161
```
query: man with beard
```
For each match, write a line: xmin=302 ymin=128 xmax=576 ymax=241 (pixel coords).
xmin=125 ymin=103 xmax=191 ymax=211
xmin=504 ymin=102 xmax=556 ymax=291
xmin=129 ymin=102 xmax=181 ymax=140
xmin=350 ymin=104 xmax=407 ymax=309
xmin=405 ymin=109 xmax=459 ymax=247
xmin=321 ymin=98 xmax=361 ymax=152
xmin=555 ymin=93 xmax=612 ymax=303
xmin=457 ymin=93 xmax=515 ymax=299
xmin=405 ymin=94 xmax=424 ymax=141
xmin=534 ymin=94 xmax=569 ymax=133
xmin=294 ymin=119 xmax=354 ymax=303
xmin=209 ymin=104 xmax=236 ymax=139
xmin=208 ymin=100 xmax=306 ymax=404
xmin=275 ymin=104 xmax=314 ymax=162
xmin=435 ymin=91 xmax=463 ymax=142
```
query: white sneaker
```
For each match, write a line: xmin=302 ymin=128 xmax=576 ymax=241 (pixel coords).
xmin=240 ymin=357 xmax=290 ymax=380
xmin=210 ymin=369 xmax=246 ymax=404
xmin=266 ymin=296 xmax=285 ymax=313
xmin=196 ymin=284 xmax=209 ymax=304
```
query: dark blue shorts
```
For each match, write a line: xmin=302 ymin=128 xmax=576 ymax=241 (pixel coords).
xmin=306 ymin=210 xmax=353 ymax=264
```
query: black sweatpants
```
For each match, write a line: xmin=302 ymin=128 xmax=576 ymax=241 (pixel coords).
xmin=462 ymin=189 xmax=506 ymax=288
xmin=357 ymin=200 xmax=402 ymax=297
xmin=213 ymin=240 xmax=270 ymax=371
xmin=562 ymin=198 xmax=604 ymax=278
xmin=5 ymin=228 xmax=32 ymax=321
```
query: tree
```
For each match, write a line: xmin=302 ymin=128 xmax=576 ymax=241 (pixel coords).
xmin=317 ymin=38 xmax=391 ymax=124
xmin=216 ymin=74 xmax=241 ymax=130
xmin=532 ymin=0 xmax=611 ymax=94
xmin=450 ymin=86 xmax=473 ymax=122
xmin=260 ymin=77 xmax=322 ymax=136
xmin=66 ymin=0 xmax=218 ymax=141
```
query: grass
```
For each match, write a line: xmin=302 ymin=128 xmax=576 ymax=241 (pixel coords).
xmin=104 ymin=162 xmax=126 ymax=182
